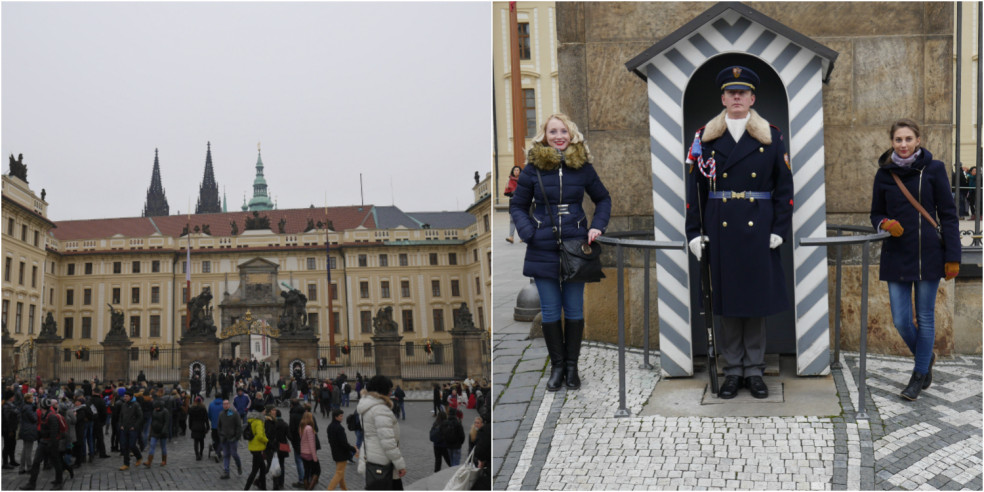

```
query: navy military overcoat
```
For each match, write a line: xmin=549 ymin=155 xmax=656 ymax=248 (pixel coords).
xmin=685 ymin=111 xmax=794 ymax=317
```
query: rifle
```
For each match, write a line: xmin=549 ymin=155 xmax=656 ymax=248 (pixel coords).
xmin=700 ymin=239 xmax=720 ymax=395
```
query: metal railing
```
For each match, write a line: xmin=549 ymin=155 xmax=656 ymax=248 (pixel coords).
xmin=799 ymin=225 xmax=889 ymax=420
xmin=315 ymin=344 xmax=375 ymax=381
xmin=129 ymin=347 xmax=182 ymax=383
xmin=595 ymin=232 xmax=687 ymax=418
xmin=61 ymin=348 xmax=105 ymax=383
xmin=401 ymin=342 xmax=454 ymax=380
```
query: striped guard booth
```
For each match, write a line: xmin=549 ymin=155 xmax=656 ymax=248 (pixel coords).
xmin=626 ymin=2 xmax=839 ymax=377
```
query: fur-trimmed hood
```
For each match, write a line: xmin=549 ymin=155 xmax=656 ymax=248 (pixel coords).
xmin=527 ymin=142 xmax=590 ymax=171
xmin=701 ymin=109 xmax=772 ymax=145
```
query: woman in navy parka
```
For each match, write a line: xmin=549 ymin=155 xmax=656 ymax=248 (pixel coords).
xmin=509 ymin=113 xmax=611 ymax=392
xmin=870 ymin=118 xmax=960 ymax=401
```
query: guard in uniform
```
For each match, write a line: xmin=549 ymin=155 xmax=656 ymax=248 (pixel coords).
xmin=685 ymin=66 xmax=794 ymax=399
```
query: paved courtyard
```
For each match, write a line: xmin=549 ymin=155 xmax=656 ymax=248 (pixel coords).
xmin=1 ymin=397 xmax=481 ymax=490
xmin=492 ymin=210 xmax=983 ymax=490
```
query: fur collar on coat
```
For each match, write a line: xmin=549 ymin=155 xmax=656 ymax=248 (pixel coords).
xmin=701 ymin=109 xmax=772 ymax=145
xmin=527 ymin=142 xmax=590 ymax=171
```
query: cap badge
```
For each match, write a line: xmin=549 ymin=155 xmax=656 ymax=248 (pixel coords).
xmin=733 ymin=67 xmax=742 ymax=79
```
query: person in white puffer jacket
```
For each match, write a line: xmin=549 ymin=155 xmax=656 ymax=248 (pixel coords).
xmin=356 ymin=375 xmax=406 ymax=490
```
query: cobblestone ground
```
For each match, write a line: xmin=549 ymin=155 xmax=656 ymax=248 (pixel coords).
xmin=1 ymin=398 xmax=481 ymax=490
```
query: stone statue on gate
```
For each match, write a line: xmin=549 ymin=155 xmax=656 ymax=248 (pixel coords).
xmin=106 ymin=304 xmax=127 ymax=338
xmin=39 ymin=312 xmax=58 ymax=338
xmin=186 ymin=288 xmax=217 ymax=338
xmin=8 ymin=154 xmax=27 ymax=182
xmin=372 ymin=306 xmax=399 ymax=336
xmin=278 ymin=288 xmax=310 ymax=334
xmin=454 ymin=302 xmax=477 ymax=331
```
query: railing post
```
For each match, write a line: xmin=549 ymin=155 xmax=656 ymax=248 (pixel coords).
xmin=641 ymin=248 xmax=653 ymax=370
xmin=856 ymin=239 xmax=871 ymax=420
xmin=832 ymin=230 xmax=843 ymax=369
xmin=615 ymin=243 xmax=630 ymax=417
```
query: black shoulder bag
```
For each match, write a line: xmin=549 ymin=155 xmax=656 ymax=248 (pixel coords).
xmin=534 ymin=167 xmax=605 ymax=283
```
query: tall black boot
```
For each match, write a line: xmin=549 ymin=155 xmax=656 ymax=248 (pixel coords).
xmin=922 ymin=352 xmax=936 ymax=389
xmin=541 ymin=321 xmax=566 ymax=391
xmin=901 ymin=371 xmax=926 ymax=401
xmin=564 ymin=319 xmax=584 ymax=389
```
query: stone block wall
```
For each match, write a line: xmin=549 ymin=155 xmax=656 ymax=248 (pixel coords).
xmin=556 ymin=2 xmax=979 ymax=355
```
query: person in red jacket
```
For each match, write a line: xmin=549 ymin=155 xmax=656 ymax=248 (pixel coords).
xmin=504 ymin=165 xmax=521 ymax=243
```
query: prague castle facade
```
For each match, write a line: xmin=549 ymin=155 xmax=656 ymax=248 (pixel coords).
xmin=2 ymin=166 xmax=492 ymax=359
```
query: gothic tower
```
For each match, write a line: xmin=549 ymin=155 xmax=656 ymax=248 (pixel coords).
xmin=195 ymin=142 xmax=221 ymax=214
xmin=142 ymin=149 xmax=170 ymax=217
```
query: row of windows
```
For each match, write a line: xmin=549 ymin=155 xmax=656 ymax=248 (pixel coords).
xmin=3 ymin=258 xmax=39 ymax=288
xmin=5 ymin=217 xmax=42 ymax=248
xmin=357 ymin=278 xmax=477 ymax=299
xmin=1 ymin=300 xmax=35 ymax=335
xmin=355 ymin=252 xmax=465 ymax=268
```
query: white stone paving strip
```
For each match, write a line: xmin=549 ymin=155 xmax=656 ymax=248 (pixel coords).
xmin=508 ymin=390 xmax=556 ymax=489
xmin=874 ymin=422 xmax=941 ymax=460
xmin=886 ymin=437 xmax=983 ymax=488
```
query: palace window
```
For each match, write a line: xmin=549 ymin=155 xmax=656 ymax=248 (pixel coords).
xmin=81 ymin=317 xmax=91 ymax=338
xmin=130 ymin=316 xmax=140 ymax=338
xmin=182 ymin=261 xmax=187 ymax=274
xmin=381 ymin=281 xmax=390 ymax=299
xmin=6 ymin=218 xmax=12 ymax=236
xmin=63 ymin=317 xmax=73 ymax=339
xmin=27 ymin=305 xmax=34 ymax=334
xmin=31 ymin=266 xmax=37 ymax=288
xmin=132 ymin=261 xmax=140 ymax=273
xmin=83 ymin=288 xmax=92 ymax=305
xmin=151 ymin=260 xmax=160 ymax=273
xmin=21 ymin=225 xmax=27 ymax=241
xmin=433 ymin=308 xmax=444 ymax=332
xmin=475 ymin=276 xmax=481 ymax=294
xmin=484 ymin=214 xmax=490 ymax=233
xmin=524 ymin=89 xmax=537 ymax=138
xmin=358 ymin=255 xmax=367 ymax=267
xmin=14 ymin=302 xmax=22 ymax=334
xmin=113 ymin=262 xmax=122 ymax=274
xmin=449 ymin=253 xmax=457 ymax=265
xmin=84 ymin=263 xmax=92 ymax=275
xmin=3 ymin=258 xmax=9 ymax=282
xmin=360 ymin=282 xmax=369 ymax=299
xmin=307 ymin=284 xmax=317 ymax=302
xmin=67 ymin=263 xmax=75 ymax=276
xmin=112 ymin=288 xmax=121 ymax=304
xmin=402 ymin=309 xmax=414 ymax=332
xmin=308 ymin=312 xmax=319 ymax=330
xmin=451 ymin=280 xmax=460 ymax=297
xmin=331 ymin=283 xmax=338 ymax=300
xmin=518 ymin=22 xmax=531 ymax=59
xmin=379 ymin=255 xmax=388 ymax=267
xmin=307 ymin=258 xmax=316 ymax=270
xmin=18 ymin=261 xmax=25 ymax=285
xmin=202 ymin=261 xmax=211 ymax=273
xmin=331 ymin=313 xmax=340 ymax=334
xmin=399 ymin=254 xmax=408 ymax=266
xmin=33 ymin=231 xmax=39 ymax=247
xmin=474 ymin=249 xmax=478 ymax=262
xmin=151 ymin=286 xmax=160 ymax=304
xmin=132 ymin=287 xmax=140 ymax=303
xmin=150 ymin=315 xmax=161 ymax=338
xmin=401 ymin=280 xmax=410 ymax=298
xmin=66 ymin=289 xmax=74 ymax=305
xmin=431 ymin=280 xmax=441 ymax=297
xmin=360 ymin=311 xmax=372 ymax=334
xmin=330 ymin=257 xmax=337 ymax=269
xmin=405 ymin=342 xmax=414 ymax=357
xmin=478 ymin=306 xmax=485 ymax=330
xmin=429 ymin=253 xmax=438 ymax=266
xmin=1 ymin=300 xmax=7 ymax=332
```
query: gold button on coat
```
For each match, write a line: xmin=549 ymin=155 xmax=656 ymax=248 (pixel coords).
xmin=759 ymin=147 xmax=764 ymax=152
xmin=749 ymin=197 xmax=755 ymax=203
xmin=723 ymin=221 xmax=728 ymax=227
xmin=722 ymin=172 xmax=728 ymax=179
xmin=748 ymin=221 xmax=754 ymax=227
xmin=751 ymin=172 xmax=757 ymax=178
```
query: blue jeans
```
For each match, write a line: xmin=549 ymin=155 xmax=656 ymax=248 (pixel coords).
xmin=293 ymin=445 xmax=305 ymax=481
xmin=341 ymin=394 xmax=350 ymax=407
xmin=534 ymin=278 xmax=585 ymax=323
xmin=148 ymin=436 xmax=167 ymax=456
xmin=887 ymin=280 xmax=939 ymax=374
xmin=354 ymin=430 xmax=364 ymax=451
xmin=83 ymin=422 xmax=94 ymax=456
xmin=141 ymin=416 xmax=152 ymax=447
xmin=398 ymin=401 xmax=405 ymax=420
xmin=221 ymin=441 xmax=241 ymax=474
xmin=449 ymin=448 xmax=461 ymax=467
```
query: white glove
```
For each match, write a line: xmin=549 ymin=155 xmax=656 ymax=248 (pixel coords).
xmin=689 ymin=236 xmax=708 ymax=260
xmin=769 ymin=234 xmax=783 ymax=249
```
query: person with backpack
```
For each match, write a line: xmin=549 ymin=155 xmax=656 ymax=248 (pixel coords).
xmin=89 ymin=391 xmax=110 ymax=459
xmin=341 ymin=381 xmax=351 ymax=408
xmin=20 ymin=399 xmax=66 ymax=490
xmin=17 ymin=392 xmax=38 ymax=474
xmin=391 ymin=386 xmax=406 ymax=421
xmin=233 ymin=388 xmax=251 ymax=425
xmin=243 ymin=407 xmax=269 ymax=490
xmin=444 ymin=411 xmax=466 ymax=467
xmin=429 ymin=410 xmax=451 ymax=472
xmin=346 ymin=410 xmax=363 ymax=456
xmin=58 ymin=401 xmax=77 ymax=480
xmin=145 ymin=399 xmax=171 ymax=467
xmin=2 ymin=390 xmax=19 ymax=470
xmin=326 ymin=409 xmax=358 ymax=490
xmin=218 ymin=399 xmax=243 ymax=480
xmin=271 ymin=408 xmax=291 ymax=491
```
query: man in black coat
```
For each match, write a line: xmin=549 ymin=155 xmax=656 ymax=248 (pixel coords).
xmin=2 ymin=390 xmax=19 ymax=469
xmin=326 ymin=409 xmax=358 ymax=489
xmin=685 ymin=66 xmax=793 ymax=400
xmin=21 ymin=399 xmax=64 ymax=490
xmin=287 ymin=400 xmax=305 ymax=488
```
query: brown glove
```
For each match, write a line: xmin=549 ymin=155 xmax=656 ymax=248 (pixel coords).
xmin=945 ymin=262 xmax=959 ymax=280
xmin=880 ymin=219 xmax=904 ymax=237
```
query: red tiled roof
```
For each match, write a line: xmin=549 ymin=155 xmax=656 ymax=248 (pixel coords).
xmin=51 ymin=206 xmax=376 ymax=241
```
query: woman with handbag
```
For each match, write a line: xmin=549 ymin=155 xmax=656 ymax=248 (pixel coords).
xmin=356 ymin=375 xmax=406 ymax=490
xmin=504 ymin=165 xmax=522 ymax=243
xmin=298 ymin=411 xmax=320 ymax=489
xmin=509 ymin=113 xmax=612 ymax=392
xmin=870 ymin=118 xmax=961 ymax=401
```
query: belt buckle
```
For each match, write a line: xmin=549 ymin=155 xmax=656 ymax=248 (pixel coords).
xmin=731 ymin=191 xmax=746 ymax=200
xmin=557 ymin=204 xmax=570 ymax=215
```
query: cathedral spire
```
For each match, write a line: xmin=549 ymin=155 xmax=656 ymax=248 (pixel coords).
xmin=142 ymin=148 xmax=170 ymax=217
xmin=195 ymin=141 xmax=221 ymax=214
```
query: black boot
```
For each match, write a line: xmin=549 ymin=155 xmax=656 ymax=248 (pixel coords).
xmin=922 ymin=352 xmax=936 ymax=389
xmin=564 ymin=319 xmax=584 ymax=389
xmin=901 ymin=371 xmax=926 ymax=401
xmin=541 ymin=321 xmax=566 ymax=391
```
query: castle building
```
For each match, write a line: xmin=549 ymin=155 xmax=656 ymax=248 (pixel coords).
xmin=2 ymin=157 xmax=492 ymax=361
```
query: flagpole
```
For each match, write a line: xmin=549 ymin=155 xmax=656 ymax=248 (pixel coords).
xmin=325 ymin=195 xmax=336 ymax=364
xmin=186 ymin=202 xmax=191 ymax=340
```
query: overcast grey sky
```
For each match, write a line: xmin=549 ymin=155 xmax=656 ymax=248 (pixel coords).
xmin=2 ymin=1 xmax=491 ymax=221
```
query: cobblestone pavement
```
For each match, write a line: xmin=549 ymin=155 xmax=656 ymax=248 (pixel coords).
xmin=1 ymin=399 xmax=481 ymax=490
xmin=491 ymin=210 xmax=983 ymax=490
